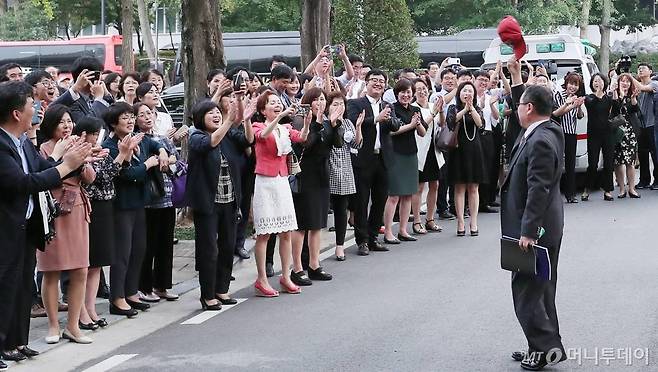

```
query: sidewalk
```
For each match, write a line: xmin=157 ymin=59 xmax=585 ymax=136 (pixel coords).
xmin=19 ymin=214 xmax=355 ymax=364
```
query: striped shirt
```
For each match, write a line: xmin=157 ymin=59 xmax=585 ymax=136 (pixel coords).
xmin=553 ymin=90 xmax=579 ymax=135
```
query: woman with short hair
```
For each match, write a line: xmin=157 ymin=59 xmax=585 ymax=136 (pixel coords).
xmin=118 ymin=73 xmax=141 ymax=105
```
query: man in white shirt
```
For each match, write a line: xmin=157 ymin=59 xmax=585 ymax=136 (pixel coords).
xmin=383 ymin=68 xmax=417 ymax=104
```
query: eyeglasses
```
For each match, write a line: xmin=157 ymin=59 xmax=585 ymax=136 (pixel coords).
xmin=37 ymin=80 xmax=54 ymax=87
xmin=368 ymin=78 xmax=386 ymax=85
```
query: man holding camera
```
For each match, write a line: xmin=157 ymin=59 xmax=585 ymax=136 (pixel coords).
xmin=633 ymin=63 xmax=658 ymax=190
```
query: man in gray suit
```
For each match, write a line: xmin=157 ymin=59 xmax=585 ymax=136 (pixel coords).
xmin=501 ymin=57 xmax=567 ymax=371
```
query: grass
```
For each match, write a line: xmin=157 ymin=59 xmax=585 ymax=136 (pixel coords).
xmin=174 ymin=226 xmax=195 ymax=240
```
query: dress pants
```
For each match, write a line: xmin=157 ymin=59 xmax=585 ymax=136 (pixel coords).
xmin=562 ymin=134 xmax=577 ymax=199
xmin=437 ymin=152 xmax=450 ymax=213
xmin=140 ymin=207 xmax=176 ymax=293
xmin=637 ymin=127 xmax=658 ymax=185
xmin=585 ymin=133 xmax=614 ymax=192
xmin=512 ymin=240 xmax=565 ymax=357
xmin=193 ymin=202 xmax=236 ymax=300
xmin=479 ymin=130 xmax=496 ymax=206
xmin=330 ymin=194 xmax=350 ymax=245
xmin=354 ymin=154 xmax=388 ymax=245
xmin=236 ymin=169 xmax=255 ymax=252
xmin=1 ymin=216 xmax=39 ymax=350
xmin=111 ymin=209 xmax=147 ymax=300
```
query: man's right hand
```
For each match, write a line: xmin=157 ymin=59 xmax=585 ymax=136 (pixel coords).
xmin=376 ymin=106 xmax=391 ymax=123
xmin=62 ymin=141 xmax=92 ymax=170
xmin=72 ymin=69 xmax=95 ymax=93
xmin=90 ymin=80 xmax=106 ymax=100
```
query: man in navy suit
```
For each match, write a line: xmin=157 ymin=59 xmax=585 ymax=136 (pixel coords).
xmin=0 ymin=81 xmax=90 ymax=366
xmin=501 ymin=58 xmax=567 ymax=371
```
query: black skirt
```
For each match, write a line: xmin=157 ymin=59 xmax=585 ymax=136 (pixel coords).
xmin=293 ymin=186 xmax=330 ymax=230
xmin=89 ymin=200 xmax=115 ymax=267
xmin=419 ymin=140 xmax=441 ymax=182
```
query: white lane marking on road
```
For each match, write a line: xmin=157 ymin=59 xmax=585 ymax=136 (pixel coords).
xmin=82 ymin=354 xmax=138 ymax=372
xmin=180 ymin=298 xmax=247 ymax=325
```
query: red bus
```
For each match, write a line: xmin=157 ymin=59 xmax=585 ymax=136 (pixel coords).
xmin=0 ymin=35 xmax=123 ymax=73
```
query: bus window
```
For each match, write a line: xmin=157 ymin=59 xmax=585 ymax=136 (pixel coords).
xmin=0 ymin=46 xmax=39 ymax=67
xmin=38 ymin=44 xmax=104 ymax=71
xmin=114 ymin=45 xmax=122 ymax=66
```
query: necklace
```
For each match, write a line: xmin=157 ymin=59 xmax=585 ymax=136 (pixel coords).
xmin=463 ymin=116 xmax=476 ymax=142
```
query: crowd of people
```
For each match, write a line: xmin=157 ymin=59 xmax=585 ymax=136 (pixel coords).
xmin=0 ymin=41 xmax=656 ymax=370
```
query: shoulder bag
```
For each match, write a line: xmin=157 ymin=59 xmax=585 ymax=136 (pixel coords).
xmin=434 ymin=117 xmax=461 ymax=151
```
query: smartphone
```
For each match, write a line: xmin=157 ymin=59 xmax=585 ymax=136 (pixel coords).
xmin=447 ymin=57 xmax=461 ymax=66
xmin=297 ymin=104 xmax=311 ymax=117
xmin=233 ymin=72 xmax=244 ymax=91
xmin=96 ymin=128 xmax=106 ymax=146
xmin=90 ymin=71 xmax=101 ymax=83
xmin=332 ymin=45 xmax=342 ymax=54
xmin=537 ymin=59 xmax=549 ymax=69
xmin=32 ymin=101 xmax=42 ymax=125
xmin=175 ymin=124 xmax=189 ymax=138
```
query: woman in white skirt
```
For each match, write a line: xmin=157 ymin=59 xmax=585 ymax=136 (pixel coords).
xmin=252 ymin=90 xmax=311 ymax=297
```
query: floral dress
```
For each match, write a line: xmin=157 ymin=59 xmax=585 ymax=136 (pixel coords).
xmin=612 ymin=97 xmax=639 ymax=166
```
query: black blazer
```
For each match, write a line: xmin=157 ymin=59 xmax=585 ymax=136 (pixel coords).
xmin=54 ymin=89 xmax=113 ymax=124
xmin=0 ymin=129 xmax=62 ymax=254
xmin=346 ymin=96 xmax=401 ymax=169
xmin=500 ymin=86 xmax=565 ymax=251
xmin=185 ymin=130 xmax=241 ymax=214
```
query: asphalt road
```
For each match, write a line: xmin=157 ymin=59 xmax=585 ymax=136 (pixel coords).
xmin=15 ymin=190 xmax=658 ymax=372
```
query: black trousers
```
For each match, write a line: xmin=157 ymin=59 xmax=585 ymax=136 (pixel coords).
xmin=331 ymin=194 xmax=350 ymax=246
xmin=266 ymin=235 xmax=276 ymax=265
xmin=479 ymin=131 xmax=498 ymax=206
xmin=111 ymin=209 xmax=147 ymax=300
xmin=512 ymin=240 xmax=565 ymax=356
xmin=585 ymin=134 xmax=614 ymax=192
xmin=1 ymin=217 xmax=39 ymax=350
xmin=637 ymin=127 xmax=658 ymax=185
xmin=140 ymin=207 xmax=176 ymax=293
xmin=193 ymin=203 xmax=236 ymax=300
xmin=437 ymin=152 xmax=450 ymax=213
xmin=354 ymin=155 xmax=388 ymax=245
xmin=562 ymin=134 xmax=577 ymax=198
xmin=236 ymin=169 xmax=255 ymax=251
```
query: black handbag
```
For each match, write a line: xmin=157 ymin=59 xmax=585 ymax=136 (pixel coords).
xmin=609 ymin=113 xmax=627 ymax=130
xmin=434 ymin=118 xmax=461 ymax=151
xmin=147 ymin=168 xmax=166 ymax=199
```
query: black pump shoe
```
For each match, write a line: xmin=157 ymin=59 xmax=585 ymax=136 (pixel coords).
xmin=126 ymin=299 xmax=150 ymax=311
xmin=199 ymin=298 xmax=222 ymax=311
xmin=308 ymin=267 xmax=333 ymax=281
xmin=109 ymin=303 xmax=138 ymax=318
xmin=79 ymin=321 xmax=99 ymax=331
xmin=215 ymin=296 xmax=238 ymax=305
xmin=397 ymin=234 xmax=417 ymax=242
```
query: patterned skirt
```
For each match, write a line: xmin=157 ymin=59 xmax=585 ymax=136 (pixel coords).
xmin=252 ymin=175 xmax=298 ymax=235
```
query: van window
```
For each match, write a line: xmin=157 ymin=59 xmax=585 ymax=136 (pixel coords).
xmin=114 ymin=45 xmax=123 ymax=66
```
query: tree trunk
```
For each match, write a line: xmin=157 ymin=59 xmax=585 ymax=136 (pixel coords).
xmin=598 ymin=0 xmax=612 ymax=72
xmin=121 ymin=0 xmax=135 ymax=73
xmin=579 ymin=0 xmax=591 ymax=39
xmin=181 ymin=0 xmax=225 ymax=128
xmin=0 ymin=0 xmax=6 ymax=16
xmin=300 ymin=0 xmax=331 ymax=68
xmin=137 ymin=0 xmax=157 ymax=62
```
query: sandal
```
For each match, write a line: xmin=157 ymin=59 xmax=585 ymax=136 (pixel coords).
xmin=425 ymin=219 xmax=443 ymax=232
xmin=412 ymin=222 xmax=427 ymax=235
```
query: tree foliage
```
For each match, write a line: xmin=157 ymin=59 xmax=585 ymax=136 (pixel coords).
xmin=333 ymin=0 xmax=420 ymax=70
xmin=587 ymin=0 xmax=656 ymax=33
xmin=408 ymin=0 xmax=582 ymax=35
xmin=220 ymin=0 xmax=300 ymax=33
xmin=0 ymin=0 xmax=55 ymax=40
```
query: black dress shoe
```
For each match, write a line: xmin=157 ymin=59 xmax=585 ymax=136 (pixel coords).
xmin=439 ymin=210 xmax=456 ymax=220
xmin=290 ymin=270 xmax=313 ymax=286
xmin=520 ymin=356 xmax=548 ymax=371
xmin=629 ymin=191 xmax=641 ymax=199
xmin=397 ymin=234 xmax=417 ymax=242
xmin=511 ymin=351 xmax=526 ymax=362
xmin=110 ymin=303 xmax=138 ymax=317
xmin=308 ymin=267 xmax=333 ymax=281
xmin=95 ymin=318 xmax=108 ymax=328
xmin=0 ymin=361 xmax=7 ymax=370
xmin=357 ymin=243 xmax=370 ymax=256
xmin=489 ymin=201 xmax=501 ymax=207
xmin=480 ymin=205 xmax=499 ymax=213
xmin=79 ymin=321 xmax=99 ymax=331
xmin=566 ymin=197 xmax=578 ymax=203
xmin=1 ymin=350 xmax=27 ymax=361
xmin=126 ymin=299 xmax=150 ymax=311
xmin=651 ymin=183 xmax=658 ymax=190
xmin=235 ymin=247 xmax=250 ymax=259
xmin=215 ymin=296 xmax=238 ymax=305
xmin=368 ymin=241 xmax=389 ymax=251
xmin=265 ymin=262 xmax=275 ymax=277
xmin=17 ymin=346 xmax=39 ymax=358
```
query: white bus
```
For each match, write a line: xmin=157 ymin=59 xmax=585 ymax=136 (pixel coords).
xmin=482 ymin=34 xmax=600 ymax=173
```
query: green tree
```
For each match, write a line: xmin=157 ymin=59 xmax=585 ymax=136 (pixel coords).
xmin=408 ymin=0 xmax=581 ymax=35
xmin=220 ymin=0 xmax=300 ymax=33
xmin=333 ymin=0 xmax=419 ymax=70
xmin=0 ymin=0 xmax=55 ymax=40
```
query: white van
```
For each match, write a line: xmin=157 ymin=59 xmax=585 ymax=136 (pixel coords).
xmin=482 ymin=34 xmax=600 ymax=173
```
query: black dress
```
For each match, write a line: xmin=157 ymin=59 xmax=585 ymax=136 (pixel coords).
xmin=292 ymin=117 xmax=341 ymax=230
xmin=446 ymin=104 xmax=486 ymax=185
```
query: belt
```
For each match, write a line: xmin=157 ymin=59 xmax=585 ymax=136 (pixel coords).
xmin=481 ymin=130 xmax=492 ymax=135
xmin=373 ymin=148 xmax=381 ymax=155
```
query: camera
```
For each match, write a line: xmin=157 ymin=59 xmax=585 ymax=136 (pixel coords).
xmin=232 ymin=71 xmax=245 ymax=91
xmin=325 ymin=45 xmax=342 ymax=54
xmin=618 ymin=55 xmax=632 ymax=73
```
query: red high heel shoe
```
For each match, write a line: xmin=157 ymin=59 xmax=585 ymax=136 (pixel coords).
xmin=279 ymin=278 xmax=301 ymax=294
xmin=254 ymin=281 xmax=279 ymax=297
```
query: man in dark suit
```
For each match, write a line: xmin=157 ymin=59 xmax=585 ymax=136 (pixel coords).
xmin=500 ymin=58 xmax=567 ymax=371
xmin=346 ymin=69 xmax=401 ymax=256
xmin=0 ymin=81 xmax=90 ymax=366
xmin=54 ymin=56 xmax=113 ymax=123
